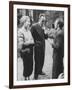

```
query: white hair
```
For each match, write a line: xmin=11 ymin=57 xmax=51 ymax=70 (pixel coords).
xmin=20 ymin=16 xmax=30 ymax=25
xmin=54 ymin=18 xmax=63 ymax=28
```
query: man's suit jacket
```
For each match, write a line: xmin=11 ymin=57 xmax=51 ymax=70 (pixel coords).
xmin=31 ymin=23 xmax=48 ymax=50
xmin=52 ymin=29 xmax=64 ymax=57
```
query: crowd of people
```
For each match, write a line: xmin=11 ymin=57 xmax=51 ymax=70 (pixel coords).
xmin=17 ymin=13 xmax=64 ymax=80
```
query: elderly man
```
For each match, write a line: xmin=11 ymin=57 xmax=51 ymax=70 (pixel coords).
xmin=52 ymin=19 xmax=64 ymax=79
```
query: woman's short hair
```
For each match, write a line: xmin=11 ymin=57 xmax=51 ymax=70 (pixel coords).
xmin=20 ymin=16 xmax=30 ymax=25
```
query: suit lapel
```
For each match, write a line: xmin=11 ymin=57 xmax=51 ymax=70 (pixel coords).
xmin=36 ymin=24 xmax=44 ymax=38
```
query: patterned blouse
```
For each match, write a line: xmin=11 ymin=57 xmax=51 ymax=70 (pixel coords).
xmin=17 ymin=27 xmax=34 ymax=50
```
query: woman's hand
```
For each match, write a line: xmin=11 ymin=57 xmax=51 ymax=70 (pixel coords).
xmin=26 ymin=48 xmax=30 ymax=53
xmin=21 ymin=48 xmax=30 ymax=53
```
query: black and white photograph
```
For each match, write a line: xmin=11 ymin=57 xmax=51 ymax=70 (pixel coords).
xmin=9 ymin=1 xmax=70 ymax=88
xmin=17 ymin=9 xmax=64 ymax=80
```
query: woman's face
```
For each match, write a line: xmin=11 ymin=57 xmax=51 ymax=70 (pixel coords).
xmin=24 ymin=18 xmax=30 ymax=28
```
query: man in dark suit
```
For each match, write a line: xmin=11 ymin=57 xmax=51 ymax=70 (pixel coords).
xmin=52 ymin=20 xmax=64 ymax=79
xmin=31 ymin=14 xmax=48 ymax=79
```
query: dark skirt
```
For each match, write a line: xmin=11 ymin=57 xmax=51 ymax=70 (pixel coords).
xmin=21 ymin=45 xmax=33 ymax=77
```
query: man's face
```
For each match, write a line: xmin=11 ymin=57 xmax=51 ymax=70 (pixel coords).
xmin=40 ymin=16 xmax=46 ymax=26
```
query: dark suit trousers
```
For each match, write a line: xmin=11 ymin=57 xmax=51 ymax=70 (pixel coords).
xmin=34 ymin=45 xmax=45 ymax=75
xmin=52 ymin=49 xmax=64 ymax=79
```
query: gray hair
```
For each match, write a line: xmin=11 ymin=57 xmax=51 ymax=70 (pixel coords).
xmin=54 ymin=18 xmax=63 ymax=29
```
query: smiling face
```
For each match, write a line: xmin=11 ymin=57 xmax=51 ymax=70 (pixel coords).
xmin=24 ymin=17 xmax=30 ymax=29
xmin=20 ymin=16 xmax=31 ymax=29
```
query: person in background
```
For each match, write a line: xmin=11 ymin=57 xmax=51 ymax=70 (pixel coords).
xmin=52 ymin=19 xmax=64 ymax=79
xmin=18 ymin=16 xmax=34 ymax=80
xmin=31 ymin=14 xmax=48 ymax=79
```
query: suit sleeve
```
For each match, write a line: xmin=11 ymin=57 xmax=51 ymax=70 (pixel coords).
xmin=47 ymin=29 xmax=56 ymax=39
xmin=52 ymin=32 xmax=63 ymax=49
